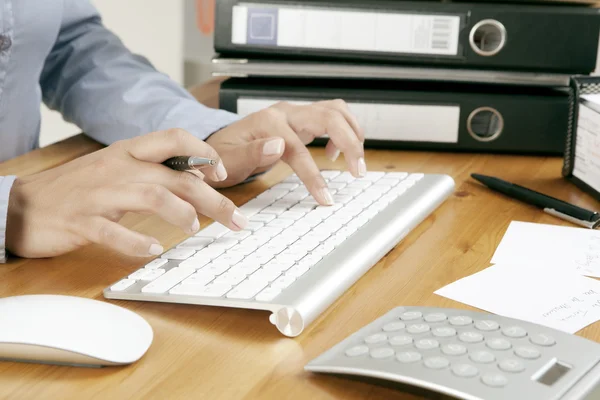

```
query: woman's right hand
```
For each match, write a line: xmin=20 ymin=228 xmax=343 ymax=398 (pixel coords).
xmin=6 ymin=129 xmax=248 ymax=259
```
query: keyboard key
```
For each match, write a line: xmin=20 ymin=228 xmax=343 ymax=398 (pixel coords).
xmin=502 ymin=326 xmax=527 ymax=338
xmin=181 ymin=272 xmax=215 ymax=286
xmin=415 ymin=338 xmax=439 ymax=350
xmin=249 ymin=213 xmax=276 ymax=223
xmin=400 ymin=311 xmax=422 ymax=321
xmin=498 ymin=359 xmax=526 ymax=373
xmin=449 ymin=316 xmax=473 ymax=326
xmin=255 ymin=287 xmax=282 ymax=302
xmin=245 ymin=221 xmax=265 ymax=231
xmin=432 ymin=327 xmax=456 ymax=338
xmin=441 ymin=343 xmax=467 ymax=356
xmin=195 ymin=222 xmax=230 ymax=238
xmin=389 ymin=335 xmax=413 ymax=346
xmin=225 ymin=230 xmax=252 ymax=241
xmin=161 ymin=248 xmax=196 ymax=260
xmin=260 ymin=206 xmax=288 ymax=215
xmin=320 ymin=170 xmax=341 ymax=180
xmin=486 ymin=338 xmax=512 ymax=351
xmin=469 ymin=351 xmax=495 ymax=364
xmin=396 ymin=351 xmax=422 ymax=363
xmin=201 ymin=262 xmax=231 ymax=275
xmin=459 ymin=331 xmax=484 ymax=343
xmin=141 ymin=266 xmax=195 ymax=293
xmin=345 ymin=345 xmax=368 ymax=357
xmin=213 ymin=271 xmax=247 ymax=286
xmin=365 ymin=333 xmax=387 ymax=344
xmin=213 ymin=253 xmax=244 ymax=267
xmin=267 ymin=219 xmax=294 ymax=229
xmin=452 ymin=364 xmax=479 ymax=378
xmin=110 ymin=279 xmax=136 ymax=291
xmin=271 ymin=275 xmax=296 ymax=290
xmin=529 ymin=333 xmax=555 ymax=346
xmin=177 ymin=237 xmax=214 ymax=250
xmin=363 ymin=172 xmax=385 ymax=181
xmin=207 ymin=237 xmax=239 ymax=251
xmin=144 ymin=258 xmax=168 ymax=270
xmin=475 ymin=320 xmax=500 ymax=331
xmin=370 ymin=347 xmax=394 ymax=359
xmin=424 ymin=356 xmax=449 ymax=370
xmin=481 ymin=373 xmax=508 ymax=388
xmin=195 ymin=247 xmax=226 ymax=260
xmin=424 ymin=313 xmax=447 ymax=322
xmin=179 ymin=256 xmax=211 ymax=270
xmin=226 ymin=280 xmax=269 ymax=299
xmin=129 ymin=268 xmax=165 ymax=281
xmin=406 ymin=324 xmax=430 ymax=334
xmin=515 ymin=346 xmax=541 ymax=359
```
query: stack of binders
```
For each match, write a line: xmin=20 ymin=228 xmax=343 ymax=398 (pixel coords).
xmin=211 ymin=0 xmax=600 ymax=154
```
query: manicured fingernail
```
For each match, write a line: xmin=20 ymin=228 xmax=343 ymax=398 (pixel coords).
xmin=149 ymin=244 xmax=164 ymax=256
xmin=329 ymin=148 xmax=341 ymax=162
xmin=216 ymin=161 xmax=228 ymax=181
xmin=263 ymin=138 xmax=284 ymax=155
xmin=357 ymin=157 xmax=367 ymax=177
xmin=190 ymin=218 xmax=200 ymax=234
xmin=232 ymin=209 xmax=248 ymax=229
xmin=320 ymin=188 xmax=335 ymax=206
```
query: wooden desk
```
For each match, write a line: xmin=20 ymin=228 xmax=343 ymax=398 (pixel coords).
xmin=2 ymin=79 xmax=600 ymax=400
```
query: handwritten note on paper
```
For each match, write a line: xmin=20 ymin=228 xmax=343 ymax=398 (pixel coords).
xmin=434 ymin=263 xmax=600 ymax=333
xmin=490 ymin=221 xmax=600 ymax=278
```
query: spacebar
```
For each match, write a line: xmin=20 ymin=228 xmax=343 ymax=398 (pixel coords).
xmin=141 ymin=266 xmax=195 ymax=293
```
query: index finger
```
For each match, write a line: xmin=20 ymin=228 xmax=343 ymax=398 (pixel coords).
xmin=123 ymin=128 xmax=228 ymax=182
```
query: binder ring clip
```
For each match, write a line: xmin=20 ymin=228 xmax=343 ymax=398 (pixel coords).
xmin=469 ymin=19 xmax=507 ymax=57
xmin=467 ymin=107 xmax=504 ymax=142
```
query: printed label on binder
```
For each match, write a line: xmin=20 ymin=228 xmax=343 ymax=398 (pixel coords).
xmin=237 ymin=98 xmax=460 ymax=143
xmin=231 ymin=3 xmax=462 ymax=56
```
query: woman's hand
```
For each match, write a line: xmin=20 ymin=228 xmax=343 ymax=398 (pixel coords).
xmin=6 ymin=129 xmax=248 ymax=259
xmin=205 ymin=99 xmax=365 ymax=205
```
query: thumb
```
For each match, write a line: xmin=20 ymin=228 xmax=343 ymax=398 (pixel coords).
xmin=211 ymin=137 xmax=285 ymax=187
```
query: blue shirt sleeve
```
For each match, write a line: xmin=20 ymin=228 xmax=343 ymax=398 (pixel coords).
xmin=39 ymin=0 xmax=240 ymax=145
xmin=0 ymin=176 xmax=16 ymax=263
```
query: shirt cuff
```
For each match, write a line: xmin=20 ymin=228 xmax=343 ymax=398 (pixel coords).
xmin=0 ymin=175 xmax=16 ymax=263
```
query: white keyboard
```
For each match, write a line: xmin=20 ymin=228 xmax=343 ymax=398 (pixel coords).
xmin=103 ymin=170 xmax=455 ymax=336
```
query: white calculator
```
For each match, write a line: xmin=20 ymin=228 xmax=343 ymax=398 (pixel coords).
xmin=305 ymin=307 xmax=600 ymax=400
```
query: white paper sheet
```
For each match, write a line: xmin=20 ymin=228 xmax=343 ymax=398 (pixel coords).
xmin=490 ymin=221 xmax=600 ymax=278
xmin=435 ymin=263 xmax=600 ymax=333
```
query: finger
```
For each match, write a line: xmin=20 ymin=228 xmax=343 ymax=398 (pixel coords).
xmin=122 ymin=128 xmax=228 ymax=182
xmin=208 ymin=137 xmax=285 ymax=187
xmin=87 ymin=217 xmax=164 ymax=257
xmin=325 ymin=140 xmax=340 ymax=162
xmin=96 ymin=183 xmax=200 ymax=235
xmin=136 ymin=165 xmax=249 ymax=231
xmin=274 ymin=102 xmax=366 ymax=178
xmin=257 ymin=110 xmax=333 ymax=206
xmin=316 ymin=99 xmax=365 ymax=143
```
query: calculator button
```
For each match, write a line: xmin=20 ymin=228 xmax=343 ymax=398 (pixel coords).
xmin=459 ymin=331 xmax=484 ymax=343
xmin=424 ymin=356 xmax=450 ymax=370
xmin=345 ymin=345 xmax=369 ymax=357
xmin=389 ymin=335 xmax=413 ymax=346
xmin=475 ymin=320 xmax=500 ymax=331
xmin=481 ymin=373 xmax=508 ymax=388
xmin=415 ymin=339 xmax=439 ymax=350
xmin=499 ymin=359 xmax=526 ymax=373
xmin=400 ymin=311 xmax=422 ymax=321
xmin=370 ymin=347 xmax=395 ymax=359
xmin=449 ymin=316 xmax=473 ymax=326
xmin=382 ymin=321 xmax=406 ymax=332
xmin=396 ymin=351 xmax=422 ymax=363
xmin=452 ymin=363 xmax=479 ymax=378
xmin=515 ymin=346 xmax=541 ymax=360
xmin=442 ymin=343 xmax=467 ymax=356
xmin=469 ymin=351 xmax=496 ymax=364
xmin=502 ymin=326 xmax=527 ymax=338
xmin=365 ymin=333 xmax=388 ymax=344
xmin=407 ymin=324 xmax=430 ymax=334
xmin=424 ymin=313 xmax=447 ymax=323
xmin=530 ymin=333 xmax=556 ymax=347
xmin=432 ymin=327 xmax=456 ymax=338
xmin=486 ymin=338 xmax=512 ymax=351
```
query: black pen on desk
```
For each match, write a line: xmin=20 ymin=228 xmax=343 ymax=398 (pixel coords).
xmin=162 ymin=156 xmax=216 ymax=171
xmin=471 ymin=173 xmax=600 ymax=229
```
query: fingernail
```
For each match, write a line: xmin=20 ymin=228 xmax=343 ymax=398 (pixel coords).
xmin=263 ymin=138 xmax=284 ymax=155
xmin=190 ymin=217 xmax=200 ymax=234
xmin=216 ymin=161 xmax=228 ymax=181
xmin=149 ymin=244 xmax=164 ymax=256
xmin=357 ymin=157 xmax=367 ymax=177
xmin=232 ymin=209 xmax=248 ymax=229
xmin=320 ymin=188 xmax=335 ymax=206
xmin=329 ymin=148 xmax=341 ymax=162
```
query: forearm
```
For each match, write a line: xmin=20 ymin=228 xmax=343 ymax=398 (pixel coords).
xmin=41 ymin=0 xmax=240 ymax=144
xmin=0 ymin=176 xmax=16 ymax=263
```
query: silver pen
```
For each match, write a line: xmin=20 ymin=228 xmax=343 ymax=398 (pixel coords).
xmin=162 ymin=156 xmax=216 ymax=171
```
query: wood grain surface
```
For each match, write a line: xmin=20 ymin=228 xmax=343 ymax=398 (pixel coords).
xmin=1 ymin=79 xmax=600 ymax=400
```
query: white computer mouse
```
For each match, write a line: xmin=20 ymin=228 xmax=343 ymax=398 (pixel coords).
xmin=0 ymin=294 xmax=153 ymax=367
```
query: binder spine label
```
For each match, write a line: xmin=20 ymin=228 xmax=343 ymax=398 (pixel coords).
xmin=237 ymin=98 xmax=460 ymax=143
xmin=573 ymin=102 xmax=600 ymax=193
xmin=232 ymin=3 xmax=462 ymax=56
